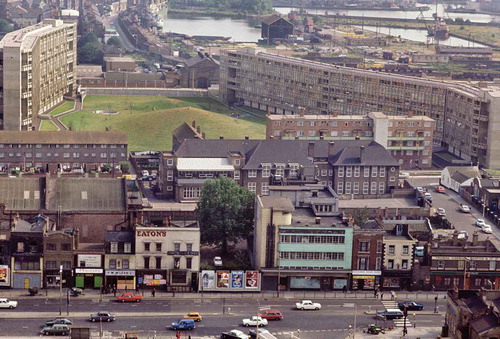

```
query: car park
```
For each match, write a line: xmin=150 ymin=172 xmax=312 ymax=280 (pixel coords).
xmin=435 ymin=186 xmax=446 ymax=193
xmin=258 ymin=309 xmax=283 ymax=320
xmin=213 ymin=256 xmax=223 ymax=267
xmin=476 ymin=219 xmax=486 ymax=227
xmin=45 ymin=318 xmax=73 ymax=326
xmin=482 ymin=224 xmax=493 ymax=234
xmin=0 ymin=298 xmax=17 ymax=309
xmin=376 ymin=309 xmax=404 ymax=320
xmin=170 ymin=318 xmax=196 ymax=330
xmin=41 ymin=324 xmax=71 ymax=336
xmin=398 ymin=301 xmax=424 ymax=311
xmin=437 ymin=208 xmax=446 ymax=216
xmin=90 ymin=312 xmax=115 ymax=322
xmin=183 ymin=312 xmax=202 ymax=322
xmin=295 ymin=300 xmax=321 ymax=310
xmin=117 ymin=292 xmax=142 ymax=302
xmin=242 ymin=316 xmax=268 ymax=327
xmin=459 ymin=204 xmax=471 ymax=213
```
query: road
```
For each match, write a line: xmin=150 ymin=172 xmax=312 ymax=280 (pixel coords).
xmin=0 ymin=297 xmax=445 ymax=338
xmin=409 ymin=176 xmax=494 ymax=241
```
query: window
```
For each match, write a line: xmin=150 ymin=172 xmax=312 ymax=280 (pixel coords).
xmin=174 ymin=257 xmax=180 ymax=269
xmin=388 ymin=245 xmax=395 ymax=254
xmin=61 ymin=243 xmax=71 ymax=251
xmin=144 ymin=242 xmax=150 ymax=252
xmin=46 ymin=243 xmax=56 ymax=252
xmin=438 ymin=260 xmax=445 ymax=269
xmin=402 ymin=245 xmax=409 ymax=254
xmin=376 ymin=257 xmax=381 ymax=270
xmin=247 ymin=182 xmax=256 ymax=193
xmin=470 ymin=260 xmax=476 ymax=270
xmin=372 ymin=166 xmax=378 ymax=177
xmin=261 ymin=182 xmax=269 ymax=195
xmin=379 ymin=167 xmax=386 ymax=177
xmin=100 ymin=153 xmax=107 ymax=158
xmin=379 ymin=182 xmax=385 ymax=194
xmin=321 ymin=169 xmax=327 ymax=177
xmin=475 ymin=278 xmax=482 ymax=286
xmin=61 ymin=261 xmax=72 ymax=269
xmin=453 ymin=277 xmax=460 ymax=286
xmin=345 ymin=182 xmax=352 ymax=194
xmin=155 ymin=257 xmax=162 ymax=269
xmin=402 ymin=259 xmax=409 ymax=269
xmin=458 ymin=261 xmax=465 ymax=269
xmin=63 ymin=153 xmax=70 ymax=158
xmin=337 ymin=182 xmax=343 ymax=194
xmin=358 ymin=257 xmax=368 ymax=270
xmin=354 ymin=166 xmax=360 ymax=177
xmin=124 ymin=242 xmax=131 ymax=253
xmin=359 ymin=241 xmax=369 ymax=252
xmin=364 ymin=167 xmax=370 ymax=177
xmin=234 ymin=159 xmax=240 ymax=166
xmin=167 ymin=170 xmax=173 ymax=181
xmin=186 ymin=258 xmax=192 ymax=269
xmin=110 ymin=242 xmax=118 ymax=253
xmin=248 ymin=170 xmax=257 ymax=178
xmin=363 ymin=182 xmax=369 ymax=194
xmin=234 ymin=170 xmax=240 ymax=180
xmin=353 ymin=182 xmax=359 ymax=194
xmin=262 ymin=164 xmax=271 ymax=177
xmin=376 ymin=241 xmax=382 ymax=253
xmin=406 ymin=150 xmax=413 ymax=155
xmin=388 ymin=259 xmax=394 ymax=269
xmin=144 ymin=257 xmax=150 ymax=269
xmin=109 ymin=259 xmax=117 ymax=269
xmin=122 ymin=259 xmax=129 ymax=269
xmin=275 ymin=164 xmax=285 ymax=176
xmin=346 ymin=166 xmax=352 ymax=177
xmin=156 ymin=243 xmax=162 ymax=251
xmin=290 ymin=164 xmax=299 ymax=177
xmin=338 ymin=166 xmax=344 ymax=177
xmin=444 ymin=278 xmax=451 ymax=286
xmin=46 ymin=261 xmax=57 ymax=269
xmin=186 ymin=243 xmax=193 ymax=252
xmin=167 ymin=159 xmax=174 ymax=166
xmin=490 ymin=261 xmax=496 ymax=271
xmin=183 ymin=187 xmax=202 ymax=199
xmin=371 ymin=182 xmax=377 ymax=194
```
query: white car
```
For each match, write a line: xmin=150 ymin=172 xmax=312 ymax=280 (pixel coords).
xmin=141 ymin=170 xmax=149 ymax=177
xmin=0 ymin=298 xmax=17 ymax=309
xmin=476 ymin=219 xmax=486 ymax=227
xmin=295 ymin=300 xmax=321 ymax=310
xmin=458 ymin=231 xmax=468 ymax=240
xmin=459 ymin=204 xmax=471 ymax=213
xmin=225 ymin=330 xmax=248 ymax=339
xmin=482 ymin=224 xmax=493 ymax=234
xmin=242 ymin=316 xmax=268 ymax=327
xmin=437 ymin=208 xmax=446 ymax=216
xmin=213 ymin=256 xmax=223 ymax=267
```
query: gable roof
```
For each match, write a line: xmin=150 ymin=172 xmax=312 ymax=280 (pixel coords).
xmin=172 ymin=122 xmax=203 ymax=151
xmin=105 ymin=231 xmax=134 ymax=243
xmin=469 ymin=313 xmax=498 ymax=334
xmin=451 ymin=171 xmax=473 ymax=184
xmin=243 ymin=140 xmax=316 ymax=170
xmin=445 ymin=166 xmax=480 ymax=182
xmin=262 ymin=14 xmax=292 ymax=26
xmin=175 ymin=139 xmax=261 ymax=158
xmin=328 ymin=141 xmax=399 ymax=166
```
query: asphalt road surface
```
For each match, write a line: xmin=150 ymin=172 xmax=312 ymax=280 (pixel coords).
xmin=0 ymin=298 xmax=445 ymax=338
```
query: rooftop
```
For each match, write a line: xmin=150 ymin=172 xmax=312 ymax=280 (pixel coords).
xmin=288 ymin=207 xmax=344 ymax=228
xmin=0 ymin=131 xmax=127 ymax=145
xmin=339 ymin=198 xmax=416 ymax=208
xmin=177 ymin=158 xmax=233 ymax=171
xmin=260 ymin=196 xmax=295 ymax=212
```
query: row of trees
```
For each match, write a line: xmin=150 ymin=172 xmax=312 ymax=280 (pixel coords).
xmin=170 ymin=0 xmax=272 ymax=14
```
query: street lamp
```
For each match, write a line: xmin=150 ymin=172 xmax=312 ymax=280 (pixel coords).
xmin=277 ymin=252 xmax=281 ymax=298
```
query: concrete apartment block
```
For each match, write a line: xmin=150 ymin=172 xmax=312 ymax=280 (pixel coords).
xmin=220 ymin=48 xmax=500 ymax=168
xmin=0 ymin=19 xmax=77 ymax=131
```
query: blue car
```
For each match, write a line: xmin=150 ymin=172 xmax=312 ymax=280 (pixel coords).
xmin=170 ymin=318 xmax=196 ymax=330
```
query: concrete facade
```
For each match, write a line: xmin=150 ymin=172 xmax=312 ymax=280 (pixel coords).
xmin=0 ymin=19 xmax=77 ymax=131
xmin=219 ymin=48 xmax=500 ymax=168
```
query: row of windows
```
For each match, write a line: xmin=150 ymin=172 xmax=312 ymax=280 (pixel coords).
xmin=279 ymin=235 xmax=345 ymax=244
xmin=109 ymin=259 xmax=129 ymax=269
xmin=0 ymin=144 xmax=125 ymax=149
xmin=46 ymin=243 xmax=72 ymax=252
xmin=110 ymin=242 xmax=132 ymax=253
xmin=357 ymin=257 xmax=382 ymax=270
xmin=142 ymin=242 xmax=193 ymax=252
xmin=46 ymin=260 xmax=72 ymax=269
xmin=387 ymin=259 xmax=409 ymax=269
xmin=183 ymin=187 xmax=202 ymax=199
xmin=247 ymin=182 xmax=269 ymax=194
xmin=338 ymin=166 xmax=392 ymax=178
xmin=273 ymin=120 xmax=373 ymax=128
xmin=436 ymin=260 xmax=498 ymax=270
xmin=143 ymin=256 xmax=193 ymax=270
xmin=276 ymin=130 xmax=374 ymax=138
xmin=337 ymin=181 xmax=385 ymax=194
xmin=280 ymin=251 xmax=345 ymax=261
xmin=0 ymin=152 xmax=125 ymax=158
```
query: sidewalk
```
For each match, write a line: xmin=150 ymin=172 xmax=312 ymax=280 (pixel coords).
xmin=355 ymin=326 xmax=442 ymax=339
xmin=0 ymin=288 xmax=448 ymax=301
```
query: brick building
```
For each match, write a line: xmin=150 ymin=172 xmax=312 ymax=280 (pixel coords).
xmin=43 ymin=229 xmax=78 ymax=288
xmin=104 ymin=231 xmax=136 ymax=290
xmin=266 ymin=112 xmax=435 ymax=169
xmin=0 ymin=131 xmax=128 ymax=174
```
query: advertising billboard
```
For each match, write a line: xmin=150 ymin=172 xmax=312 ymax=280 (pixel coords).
xmin=199 ymin=270 xmax=260 ymax=292
xmin=230 ymin=271 xmax=244 ymax=289
xmin=245 ymin=271 xmax=259 ymax=289
xmin=216 ymin=271 xmax=230 ymax=288
xmin=0 ymin=265 xmax=9 ymax=287
xmin=200 ymin=270 xmax=215 ymax=289
xmin=77 ymin=255 xmax=102 ymax=268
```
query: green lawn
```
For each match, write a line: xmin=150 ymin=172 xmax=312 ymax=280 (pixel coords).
xmin=48 ymin=101 xmax=75 ymax=116
xmin=39 ymin=120 xmax=59 ymax=131
xmin=60 ymin=95 xmax=266 ymax=151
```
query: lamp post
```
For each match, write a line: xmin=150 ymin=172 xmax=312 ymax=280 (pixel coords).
xmin=59 ymin=265 xmax=63 ymax=315
xmin=277 ymin=252 xmax=281 ymax=298
xmin=434 ymin=295 xmax=438 ymax=313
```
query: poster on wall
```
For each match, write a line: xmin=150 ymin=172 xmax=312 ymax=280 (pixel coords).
xmin=217 ymin=271 xmax=230 ymax=288
xmin=77 ymin=254 xmax=102 ymax=268
xmin=245 ymin=271 xmax=259 ymax=289
xmin=0 ymin=265 xmax=9 ymax=287
xmin=290 ymin=276 xmax=321 ymax=289
xmin=231 ymin=271 xmax=244 ymax=289
xmin=201 ymin=270 xmax=215 ymax=289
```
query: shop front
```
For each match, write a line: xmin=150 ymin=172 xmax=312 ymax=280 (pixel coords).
xmin=137 ymin=270 xmax=168 ymax=289
xmin=382 ymin=272 xmax=411 ymax=290
xmin=44 ymin=269 xmax=73 ymax=288
xmin=261 ymin=269 xmax=350 ymax=291
xmin=75 ymin=268 xmax=103 ymax=289
xmin=105 ymin=270 xmax=136 ymax=290
xmin=351 ymin=270 xmax=381 ymax=290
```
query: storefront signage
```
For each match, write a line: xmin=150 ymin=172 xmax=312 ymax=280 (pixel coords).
xmin=0 ymin=265 xmax=9 ymax=287
xmin=352 ymin=270 xmax=381 ymax=276
xmin=353 ymin=275 xmax=375 ymax=279
xmin=105 ymin=270 xmax=135 ymax=276
xmin=75 ymin=268 xmax=103 ymax=274
xmin=166 ymin=251 xmax=200 ymax=256
xmin=199 ymin=270 xmax=261 ymax=291
xmin=142 ymin=274 xmax=166 ymax=286
xmin=77 ymin=255 xmax=102 ymax=268
xmin=433 ymin=256 xmax=500 ymax=261
xmin=137 ymin=230 xmax=167 ymax=237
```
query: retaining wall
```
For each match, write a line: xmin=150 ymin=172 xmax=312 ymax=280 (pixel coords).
xmin=84 ymin=87 xmax=208 ymax=97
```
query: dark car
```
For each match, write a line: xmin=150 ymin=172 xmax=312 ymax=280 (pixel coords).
xmin=90 ymin=311 xmax=116 ymax=322
xmin=41 ymin=324 xmax=71 ymax=336
xmin=376 ymin=309 xmax=404 ymax=320
xmin=45 ymin=318 xmax=73 ymax=326
xmin=398 ymin=301 xmax=424 ymax=311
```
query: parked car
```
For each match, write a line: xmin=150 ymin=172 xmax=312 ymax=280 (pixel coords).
xmin=90 ymin=312 xmax=115 ymax=322
xmin=170 ymin=318 xmax=196 ymax=330
xmin=213 ymin=256 xmax=223 ymax=267
xmin=399 ymin=172 xmax=410 ymax=179
xmin=117 ymin=293 xmax=142 ymax=303
xmin=398 ymin=301 xmax=424 ymax=311
xmin=476 ymin=219 xmax=486 ymax=227
xmin=459 ymin=204 xmax=471 ymax=213
xmin=45 ymin=318 xmax=73 ymax=326
xmin=376 ymin=309 xmax=404 ymax=320
xmin=437 ymin=208 xmax=446 ymax=216
xmin=183 ymin=312 xmax=202 ymax=322
xmin=424 ymin=192 xmax=433 ymax=202
xmin=482 ymin=224 xmax=493 ymax=234
xmin=435 ymin=186 xmax=446 ymax=193
xmin=367 ymin=324 xmax=385 ymax=334
xmin=258 ymin=309 xmax=283 ymax=320
xmin=249 ymin=328 xmax=271 ymax=338
xmin=242 ymin=316 xmax=268 ymax=327
xmin=295 ymin=300 xmax=321 ymax=310
xmin=41 ymin=324 xmax=71 ymax=336
xmin=458 ymin=231 xmax=469 ymax=240
xmin=416 ymin=187 xmax=424 ymax=193
xmin=221 ymin=329 xmax=248 ymax=339
xmin=0 ymin=298 xmax=17 ymax=309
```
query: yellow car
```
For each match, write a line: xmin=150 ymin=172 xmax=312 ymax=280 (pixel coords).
xmin=183 ymin=312 xmax=202 ymax=322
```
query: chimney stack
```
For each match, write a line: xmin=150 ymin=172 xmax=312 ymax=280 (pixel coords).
xmin=245 ymin=136 xmax=249 ymax=140
xmin=308 ymin=142 xmax=315 ymax=158
xmin=219 ymin=135 xmax=224 ymax=139
xmin=299 ymin=108 xmax=305 ymax=117
xmin=201 ymin=132 xmax=206 ymax=139
xmin=315 ymin=217 xmax=321 ymax=225
xmin=472 ymin=231 xmax=479 ymax=246
xmin=192 ymin=120 xmax=196 ymax=128
xmin=328 ymin=141 xmax=335 ymax=157
xmin=360 ymin=146 xmax=365 ymax=163
xmin=197 ymin=126 xmax=201 ymax=133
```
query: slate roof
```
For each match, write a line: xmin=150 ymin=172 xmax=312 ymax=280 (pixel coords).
xmin=469 ymin=313 xmax=498 ymax=334
xmin=446 ymin=166 xmax=480 ymax=183
xmin=0 ymin=131 xmax=127 ymax=145
xmin=451 ymin=171 xmax=472 ymax=184
xmin=479 ymin=178 xmax=499 ymax=188
xmin=172 ymin=122 xmax=203 ymax=150
xmin=243 ymin=140 xmax=316 ymax=170
xmin=463 ymin=295 xmax=488 ymax=314
xmin=175 ymin=139 xmax=261 ymax=158
xmin=262 ymin=14 xmax=292 ymax=26
xmin=105 ymin=231 xmax=134 ymax=243
xmin=328 ymin=141 xmax=399 ymax=166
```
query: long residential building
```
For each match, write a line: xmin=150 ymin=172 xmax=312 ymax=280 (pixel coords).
xmin=266 ymin=112 xmax=435 ymax=169
xmin=0 ymin=19 xmax=77 ymax=131
xmin=219 ymin=47 xmax=500 ymax=168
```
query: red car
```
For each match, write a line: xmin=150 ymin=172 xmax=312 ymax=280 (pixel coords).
xmin=117 ymin=292 xmax=143 ymax=302
xmin=258 ymin=310 xmax=283 ymax=320
xmin=435 ymin=186 xmax=446 ymax=193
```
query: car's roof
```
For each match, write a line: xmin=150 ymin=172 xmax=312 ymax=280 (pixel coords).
xmin=385 ymin=308 xmax=403 ymax=312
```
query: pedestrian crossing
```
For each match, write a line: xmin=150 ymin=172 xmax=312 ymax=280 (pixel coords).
xmin=380 ymin=300 xmax=412 ymax=328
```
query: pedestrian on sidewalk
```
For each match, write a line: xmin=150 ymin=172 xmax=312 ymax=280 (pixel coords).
xmin=176 ymin=331 xmax=181 ymax=339
xmin=172 ymin=287 xmax=176 ymax=297
xmin=391 ymin=290 xmax=396 ymax=300
xmin=135 ymin=286 xmax=140 ymax=294
xmin=342 ymin=285 xmax=347 ymax=294
xmin=152 ymin=288 xmax=156 ymax=297
xmin=380 ymin=292 xmax=384 ymax=300
xmin=374 ymin=287 xmax=378 ymax=298
xmin=113 ymin=287 xmax=117 ymax=297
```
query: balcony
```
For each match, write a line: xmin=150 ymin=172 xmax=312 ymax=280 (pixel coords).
xmin=22 ymin=64 xmax=32 ymax=72
xmin=22 ymin=91 xmax=32 ymax=99
xmin=474 ymin=112 xmax=489 ymax=122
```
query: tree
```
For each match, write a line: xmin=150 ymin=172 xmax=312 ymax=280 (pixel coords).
xmin=352 ymin=208 xmax=369 ymax=227
xmin=197 ymin=176 xmax=255 ymax=254
xmin=107 ymin=36 xmax=122 ymax=48
xmin=0 ymin=19 xmax=12 ymax=33
xmin=78 ymin=41 xmax=104 ymax=64
xmin=78 ymin=32 xmax=99 ymax=48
